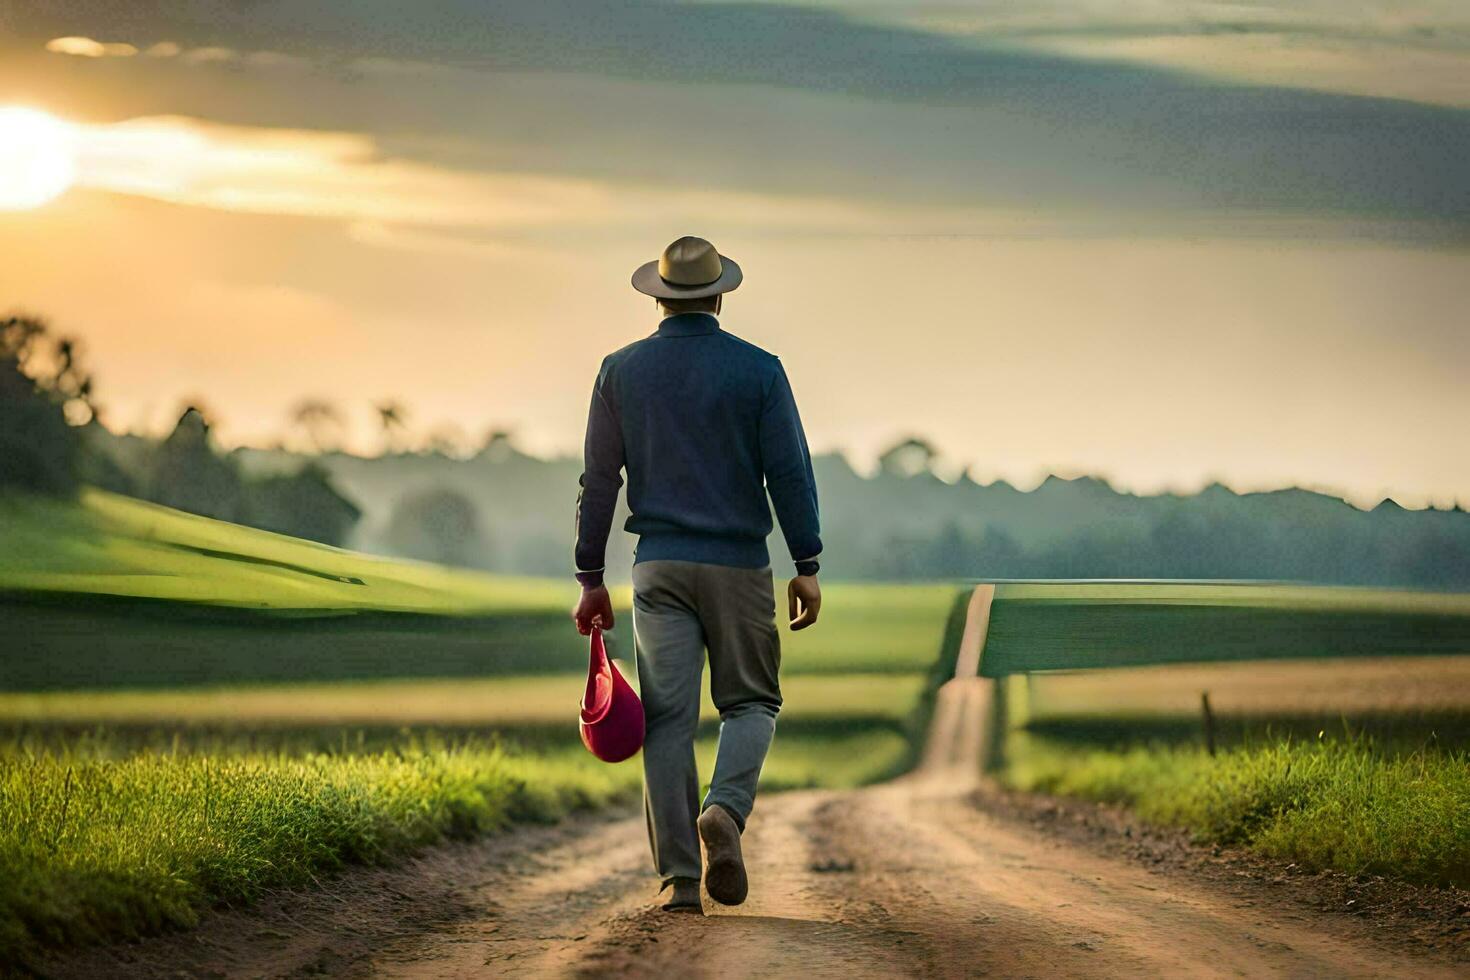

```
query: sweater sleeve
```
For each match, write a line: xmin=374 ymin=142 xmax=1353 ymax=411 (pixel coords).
xmin=573 ymin=359 xmax=625 ymax=587
xmin=759 ymin=361 xmax=822 ymax=569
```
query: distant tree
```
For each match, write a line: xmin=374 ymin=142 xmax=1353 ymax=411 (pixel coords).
xmin=971 ymin=524 xmax=1026 ymax=578
xmin=246 ymin=463 xmax=362 ymax=546
xmin=145 ymin=406 xmax=247 ymax=522
xmin=75 ymin=419 xmax=139 ymax=495
xmin=384 ymin=487 xmax=491 ymax=568
xmin=924 ymin=520 xmax=974 ymax=578
xmin=290 ymin=398 xmax=345 ymax=454
xmin=878 ymin=436 xmax=939 ymax=479
xmin=374 ymin=400 xmax=409 ymax=455
xmin=480 ymin=428 xmax=517 ymax=463
xmin=0 ymin=315 xmax=92 ymax=495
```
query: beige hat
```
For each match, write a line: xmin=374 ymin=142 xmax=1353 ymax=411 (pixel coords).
xmin=631 ymin=236 xmax=743 ymax=299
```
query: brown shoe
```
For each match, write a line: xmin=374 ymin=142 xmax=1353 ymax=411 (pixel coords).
xmin=698 ymin=805 xmax=748 ymax=906
xmin=661 ymin=876 xmax=703 ymax=914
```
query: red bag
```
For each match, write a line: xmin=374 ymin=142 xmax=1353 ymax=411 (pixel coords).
xmin=579 ymin=628 xmax=645 ymax=763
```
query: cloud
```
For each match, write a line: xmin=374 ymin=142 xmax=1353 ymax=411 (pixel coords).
xmin=243 ymin=50 xmax=310 ymax=70
xmin=64 ymin=114 xmax=1052 ymax=241
xmin=45 ymin=36 xmax=136 ymax=58
xmin=181 ymin=46 xmax=237 ymax=65
xmin=19 ymin=3 xmax=1470 ymax=242
xmin=68 ymin=115 xmax=612 ymax=228
xmin=76 ymin=115 xmax=1399 ymax=247
xmin=898 ymin=1 xmax=1470 ymax=107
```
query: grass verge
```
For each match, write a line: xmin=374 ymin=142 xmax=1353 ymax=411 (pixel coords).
xmin=1003 ymin=733 xmax=1470 ymax=888
xmin=0 ymin=669 xmax=926 ymax=967
xmin=0 ymin=737 xmax=639 ymax=967
xmin=2 ymin=740 xmax=637 ymax=969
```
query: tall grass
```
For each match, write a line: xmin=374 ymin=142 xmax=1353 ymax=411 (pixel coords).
xmin=1003 ymin=733 xmax=1470 ymax=887
xmin=0 ymin=738 xmax=638 ymax=963
xmin=0 ymin=713 xmax=915 ymax=965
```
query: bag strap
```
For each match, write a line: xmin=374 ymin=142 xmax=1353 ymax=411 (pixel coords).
xmin=589 ymin=626 xmax=608 ymax=673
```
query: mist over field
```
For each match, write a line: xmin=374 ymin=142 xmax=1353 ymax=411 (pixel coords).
xmin=68 ymin=415 xmax=1470 ymax=590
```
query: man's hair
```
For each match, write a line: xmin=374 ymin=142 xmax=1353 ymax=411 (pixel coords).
xmin=658 ymin=295 xmax=721 ymax=315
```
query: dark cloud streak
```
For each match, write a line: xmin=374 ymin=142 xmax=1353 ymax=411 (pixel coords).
xmin=7 ymin=0 xmax=1469 ymax=236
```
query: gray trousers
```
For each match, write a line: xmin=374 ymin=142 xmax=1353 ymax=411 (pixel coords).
xmin=632 ymin=559 xmax=782 ymax=883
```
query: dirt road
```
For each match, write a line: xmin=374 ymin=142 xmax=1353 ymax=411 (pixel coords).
xmin=51 ymin=684 xmax=1463 ymax=978
xmin=47 ymin=588 xmax=1464 ymax=978
xmin=348 ymin=682 xmax=1447 ymax=978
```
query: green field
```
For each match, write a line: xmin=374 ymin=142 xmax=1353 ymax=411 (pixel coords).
xmin=0 ymin=489 xmax=952 ymax=966
xmin=983 ymin=581 xmax=1470 ymax=676
xmin=0 ymin=489 xmax=566 ymax=612
xmin=1 ymin=490 xmax=956 ymax=689
xmin=1001 ymin=658 xmax=1470 ymax=887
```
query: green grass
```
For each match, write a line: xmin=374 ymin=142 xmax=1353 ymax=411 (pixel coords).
xmin=0 ymin=672 xmax=927 ymax=728
xmin=0 ymin=720 xmax=910 ymax=966
xmin=1005 ymin=659 xmax=1470 ymax=887
xmin=1 ymin=488 xmax=581 ymax=689
xmin=983 ymin=582 xmax=1470 ymax=676
xmin=2 ymin=489 xmax=957 ymax=688
xmin=1002 ymin=733 xmax=1470 ymax=887
xmin=0 ymin=668 xmax=932 ymax=965
xmin=720 ymin=729 xmax=910 ymax=790
xmin=0 ymin=488 xmax=567 ymax=613
xmin=0 ymin=737 xmax=639 ymax=962
xmin=780 ymin=582 xmax=959 ymax=674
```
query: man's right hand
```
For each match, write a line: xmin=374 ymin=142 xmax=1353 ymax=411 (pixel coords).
xmin=573 ymin=584 xmax=615 ymax=635
xmin=787 ymin=575 xmax=821 ymax=631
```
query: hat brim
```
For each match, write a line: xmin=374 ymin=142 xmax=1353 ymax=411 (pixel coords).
xmin=631 ymin=255 xmax=742 ymax=299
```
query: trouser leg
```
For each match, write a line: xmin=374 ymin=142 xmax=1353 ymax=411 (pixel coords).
xmin=699 ymin=564 xmax=782 ymax=830
xmin=631 ymin=562 xmax=705 ymax=883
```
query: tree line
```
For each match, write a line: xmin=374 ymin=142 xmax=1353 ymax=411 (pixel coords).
xmin=6 ymin=314 xmax=1468 ymax=588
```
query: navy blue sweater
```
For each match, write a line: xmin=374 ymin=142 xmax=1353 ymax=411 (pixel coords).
xmin=574 ymin=313 xmax=822 ymax=584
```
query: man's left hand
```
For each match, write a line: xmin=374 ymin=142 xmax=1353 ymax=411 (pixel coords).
xmin=573 ymin=584 xmax=616 ymax=635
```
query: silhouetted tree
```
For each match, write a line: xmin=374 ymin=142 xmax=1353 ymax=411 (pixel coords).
xmin=0 ymin=315 xmax=90 ymax=495
xmin=877 ymin=436 xmax=939 ymax=479
xmin=374 ymin=400 xmax=409 ymax=455
xmin=480 ymin=428 xmax=516 ymax=463
xmin=246 ymin=463 xmax=362 ymax=546
xmin=290 ymin=399 xmax=345 ymax=454
xmin=146 ymin=406 xmax=246 ymax=522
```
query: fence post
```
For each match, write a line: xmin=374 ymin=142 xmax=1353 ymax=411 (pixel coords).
xmin=1200 ymin=691 xmax=1216 ymax=757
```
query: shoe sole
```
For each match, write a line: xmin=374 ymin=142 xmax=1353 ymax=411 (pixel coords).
xmin=698 ymin=807 xmax=748 ymax=906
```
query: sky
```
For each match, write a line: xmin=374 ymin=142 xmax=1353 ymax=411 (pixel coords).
xmin=0 ymin=0 xmax=1466 ymax=508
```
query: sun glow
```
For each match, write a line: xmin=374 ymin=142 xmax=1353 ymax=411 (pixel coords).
xmin=0 ymin=108 xmax=78 ymax=210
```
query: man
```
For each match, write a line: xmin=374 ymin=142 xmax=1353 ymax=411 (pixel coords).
xmin=572 ymin=236 xmax=823 ymax=915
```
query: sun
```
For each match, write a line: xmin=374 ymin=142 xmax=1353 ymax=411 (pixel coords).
xmin=0 ymin=107 xmax=78 ymax=210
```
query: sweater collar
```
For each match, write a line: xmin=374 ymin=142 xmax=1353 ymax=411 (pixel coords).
xmin=656 ymin=312 xmax=721 ymax=337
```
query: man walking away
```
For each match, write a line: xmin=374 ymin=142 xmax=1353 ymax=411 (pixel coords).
xmin=572 ymin=236 xmax=823 ymax=915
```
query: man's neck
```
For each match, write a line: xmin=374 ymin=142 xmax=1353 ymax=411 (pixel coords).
xmin=655 ymin=311 xmax=721 ymax=336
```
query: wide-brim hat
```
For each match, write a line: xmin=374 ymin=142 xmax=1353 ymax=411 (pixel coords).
xmin=632 ymin=235 xmax=743 ymax=299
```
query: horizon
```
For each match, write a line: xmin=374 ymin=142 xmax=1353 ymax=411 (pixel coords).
xmin=155 ymin=419 xmax=1461 ymax=514
xmin=3 ymin=1 xmax=1467 ymax=511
